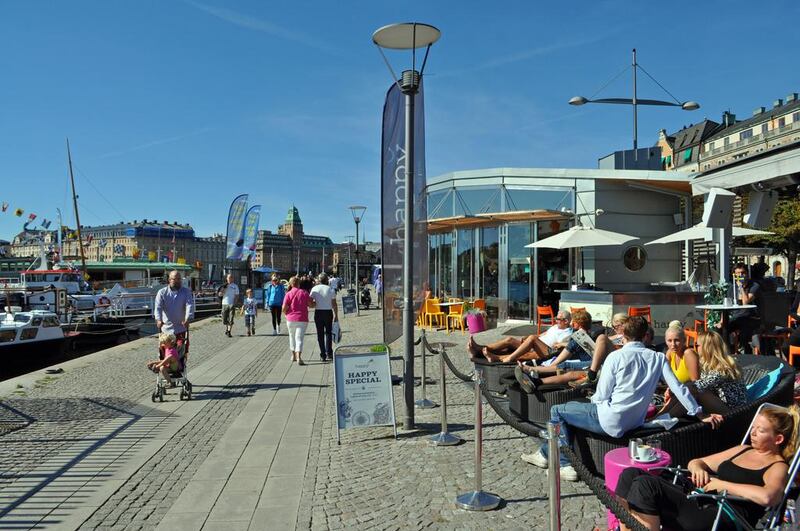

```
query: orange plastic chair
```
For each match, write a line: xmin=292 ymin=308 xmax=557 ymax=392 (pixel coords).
xmin=472 ymin=299 xmax=486 ymax=312
xmin=424 ymin=299 xmax=446 ymax=330
xmin=537 ymin=305 xmax=555 ymax=334
xmin=569 ymin=307 xmax=585 ymax=314
xmin=446 ymin=302 xmax=466 ymax=334
xmin=628 ymin=306 xmax=652 ymax=323
xmin=789 ymin=345 xmax=800 ymax=367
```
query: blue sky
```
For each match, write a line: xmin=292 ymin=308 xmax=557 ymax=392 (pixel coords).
xmin=1 ymin=1 xmax=798 ymax=244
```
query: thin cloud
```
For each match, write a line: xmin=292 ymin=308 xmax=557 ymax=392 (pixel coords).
xmin=437 ymin=33 xmax=617 ymax=78
xmin=183 ymin=0 xmax=339 ymax=55
xmin=98 ymin=127 xmax=213 ymax=159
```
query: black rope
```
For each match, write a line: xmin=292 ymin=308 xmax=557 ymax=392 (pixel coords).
xmin=438 ymin=347 xmax=474 ymax=382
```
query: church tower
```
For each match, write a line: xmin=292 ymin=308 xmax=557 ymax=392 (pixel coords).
xmin=278 ymin=205 xmax=304 ymax=243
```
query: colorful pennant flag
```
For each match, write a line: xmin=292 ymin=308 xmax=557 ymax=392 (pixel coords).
xmin=1 ymin=202 xmax=7 ymax=212
xmin=41 ymin=219 xmax=51 ymax=229
xmin=14 ymin=208 xmax=23 ymax=217
xmin=27 ymin=213 xmax=36 ymax=221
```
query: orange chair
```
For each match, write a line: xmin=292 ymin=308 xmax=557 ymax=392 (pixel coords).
xmin=446 ymin=302 xmax=466 ymax=334
xmin=424 ymin=299 xmax=446 ymax=330
xmin=628 ymin=306 xmax=652 ymax=323
xmin=569 ymin=307 xmax=585 ymax=314
xmin=472 ymin=299 xmax=487 ymax=312
xmin=789 ymin=346 xmax=800 ymax=368
xmin=685 ymin=312 xmax=707 ymax=348
xmin=537 ymin=305 xmax=555 ymax=334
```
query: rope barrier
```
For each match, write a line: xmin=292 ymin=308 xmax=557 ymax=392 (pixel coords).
xmin=432 ymin=339 xmax=648 ymax=531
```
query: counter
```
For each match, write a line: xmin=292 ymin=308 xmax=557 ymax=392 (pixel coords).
xmin=556 ymin=290 xmax=706 ymax=340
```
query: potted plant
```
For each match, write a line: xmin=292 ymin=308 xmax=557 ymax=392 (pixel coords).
xmin=465 ymin=307 xmax=487 ymax=334
xmin=704 ymin=280 xmax=730 ymax=329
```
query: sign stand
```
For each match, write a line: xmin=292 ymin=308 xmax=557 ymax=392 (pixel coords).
xmin=333 ymin=343 xmax=397 ymax=445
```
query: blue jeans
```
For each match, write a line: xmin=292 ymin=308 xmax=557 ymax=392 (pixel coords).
xmin=540 ymin=401 xmax=604 ymax=467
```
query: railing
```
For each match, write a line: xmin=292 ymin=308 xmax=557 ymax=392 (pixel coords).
xmin=700 ymin=119 xmax=800 ymax=165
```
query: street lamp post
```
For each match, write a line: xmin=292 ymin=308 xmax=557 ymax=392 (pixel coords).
xmin=569 ymin=48 xmax=699 ymax=160
xmin=373 ymin=22 xmax=440 ymax=430
xmin=349 ymin=206 xmax=366 ymax=315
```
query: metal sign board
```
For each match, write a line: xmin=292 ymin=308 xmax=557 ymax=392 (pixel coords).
xmin=341 ymin=295 xmax=357 ymax=315
xmin=333 ymin=344 xmax=397 ymax=444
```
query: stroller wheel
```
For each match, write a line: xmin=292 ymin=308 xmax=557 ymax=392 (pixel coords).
xmin=158 ymin=388 xmax=164 ymax=402
xmin=151 ymin=391 xmax=158 ymax=403
xmin=186 ymin=381 xmax=193 ymax=392
xmin=179 ymin=390 xmax=186 ymax=401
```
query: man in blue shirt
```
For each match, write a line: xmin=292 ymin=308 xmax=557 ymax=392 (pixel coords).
xmin=521 ymin=316 xmax=723 ymax=481
xmin=154 ymin=270 xmax=195 ymax=356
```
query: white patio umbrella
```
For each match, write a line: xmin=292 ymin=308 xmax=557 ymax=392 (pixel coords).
xmin=525 ymin=225 xmax=638 ymax=285
xmin=645 ymin=223 xmax=773 ymax=245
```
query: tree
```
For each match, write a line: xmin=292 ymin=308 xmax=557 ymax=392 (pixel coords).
xmin=746 ymin=197 xmax=800 ymax=288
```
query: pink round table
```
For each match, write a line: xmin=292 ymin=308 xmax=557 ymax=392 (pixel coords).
xmin=604 ymin=446 xmax=671 ymax=530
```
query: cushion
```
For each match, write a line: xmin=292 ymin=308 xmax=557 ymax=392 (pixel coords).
xmin=746 ymin=367 xmax=782 ymax=401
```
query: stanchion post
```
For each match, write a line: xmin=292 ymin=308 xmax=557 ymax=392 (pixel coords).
xmin=429 ymin=345 xmax=461 ymax=446
xmin=547 ymin=421 xmax=562 ymax=531
xmin=455 ymin=365 xmax=501 ymax=511
xmin=415 ymin=330 xmax=436 ymax=409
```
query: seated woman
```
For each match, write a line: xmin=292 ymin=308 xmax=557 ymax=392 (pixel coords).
xmin=664 ymin=320 xmax=700 ymax=384
xmin=467 ymin=310 xmax=573 ymax=363
xmin=615 ymin=405 xmax=800 ymax=531
xmin=659 ymin=329 xmax=747 ymax=418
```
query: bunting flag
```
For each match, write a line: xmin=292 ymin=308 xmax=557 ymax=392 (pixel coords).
xmin=113 ymin=244 xmax=124 ymax=254
xmin=242 ymin=205 xmax=261 ymax=261
xmin=27 ymin=213 xmax=36 ymax=221
xmin=14 ymin=208 xmax=23 ymax=217
xmin=99 ymin=239 xmax=108 ymax=248
xmin=86 ymin=234 xmax=93 ymax=244
xmin=225 ymin=194 xmax=249 ymax=260
xmin=41 ymin=219 xmax=51 ymax=229
xmin=1 ymin=202 xmax=7 ymax=212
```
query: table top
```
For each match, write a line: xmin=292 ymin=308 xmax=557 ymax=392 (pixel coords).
xmin=436 ymin=302 xmax=464 ymax=307
xmin=604 ymin=447 xmax=671 ymax=470
xmin=696 ymin=304 xmax=756 ymax=311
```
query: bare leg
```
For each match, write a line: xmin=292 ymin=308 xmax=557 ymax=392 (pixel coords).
xmin=589 ymin=334 xmax=614 ymax=373
xmin=159 ymin=366 xmax=172 ymax=386
xmin=538 ymin=371 xmax=585 ymax=386
xmin=495 ymin=335 xmax=550 ymax=363
xmin=483 ymin=336 xmax=522 ymax=354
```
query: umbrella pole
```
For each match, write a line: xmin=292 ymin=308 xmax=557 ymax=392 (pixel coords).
xmin=580 ymin=249 xmax=585 ymax=286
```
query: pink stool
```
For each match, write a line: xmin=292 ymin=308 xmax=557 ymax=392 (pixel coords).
xmin=604 ymin=447 xmax=671 ymax=530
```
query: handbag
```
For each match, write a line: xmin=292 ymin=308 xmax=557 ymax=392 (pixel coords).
xmin=332 ymin=321 xmax=342 ymax=344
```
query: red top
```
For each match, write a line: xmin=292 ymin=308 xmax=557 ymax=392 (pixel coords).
xmin=283 ymin=288 xmax=309 ymax=322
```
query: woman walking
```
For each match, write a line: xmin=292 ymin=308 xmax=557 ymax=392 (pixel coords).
xmin=310 ymin=273 xmax=338 ymax=362
xmin=265 ymin=274 xmax=285 ymax=336
xmin=283 ymin=276 xmax=312 ymax=365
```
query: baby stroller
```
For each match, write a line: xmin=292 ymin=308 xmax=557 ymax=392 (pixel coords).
xmin=150 ymin=333 xmax=192 ymax=402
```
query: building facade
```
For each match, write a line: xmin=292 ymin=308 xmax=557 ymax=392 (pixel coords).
xmin=252 ymin=207 xmax=335 ymax=275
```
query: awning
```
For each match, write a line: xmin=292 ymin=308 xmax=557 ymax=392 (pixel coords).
xmin=426 ymin=209 xmax=570 ymax=233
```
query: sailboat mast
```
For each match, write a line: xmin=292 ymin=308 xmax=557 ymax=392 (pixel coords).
xmin=66 ymin=138 xmax=87 ymax=276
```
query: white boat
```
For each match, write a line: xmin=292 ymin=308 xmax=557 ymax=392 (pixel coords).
xmin=0 ymin=309 xmax=67 ymax=357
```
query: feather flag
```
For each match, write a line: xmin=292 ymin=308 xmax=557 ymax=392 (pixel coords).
xmin=225 ymin=194 xmax=249 ymax=260
xmin=242 ymin=205 xmax=261 ymax=261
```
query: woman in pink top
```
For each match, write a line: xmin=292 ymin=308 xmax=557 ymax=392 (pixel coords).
xmin=282 ymin=276 xmax=313 ymax=365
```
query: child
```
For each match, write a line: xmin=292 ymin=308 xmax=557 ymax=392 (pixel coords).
xmin=147 ymin=332 xmax=180 ymax=387
xmin=241 ymin=288 xmax=257 ymax=336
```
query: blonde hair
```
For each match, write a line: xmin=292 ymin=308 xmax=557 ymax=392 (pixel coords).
xmin=697 ymin=330 xmax=740 ymax=380
xmin=761 ymin=405 xmax=800 ymax=461
xmin=665 ymin=320 xmax=686 ymax=340
xmin=288 ymin=276 xmax=298 ymax=288
xmin=159 ymin=332 xmax=176 ymax=347
xmin=609 ymin=313 xmax=629 ymax=328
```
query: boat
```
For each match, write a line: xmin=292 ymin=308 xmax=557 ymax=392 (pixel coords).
xmin=0 ymin=309 xmax=67 ymax=357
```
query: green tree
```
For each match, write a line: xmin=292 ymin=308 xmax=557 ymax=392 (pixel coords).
xmin=746 ymin=197 xmax=800 ymax=287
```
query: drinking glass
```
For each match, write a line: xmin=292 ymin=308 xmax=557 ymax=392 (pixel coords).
xmin=646 ymin=438 xmax=662 ymax=456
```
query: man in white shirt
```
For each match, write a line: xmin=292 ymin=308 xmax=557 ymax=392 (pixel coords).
xmin=310 ymin=273 xmax=338 ymax=362
xmin=521 ymin=316 xmax=723 ymax=481
xmin=220 ymin=273 xmax=240 ymax=338
xmin=468 ymin=310 xmax=573 ymax=363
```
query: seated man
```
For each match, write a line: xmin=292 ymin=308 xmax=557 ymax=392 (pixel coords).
xmin=468 ymin=310 xmax=572 ymax=363
xmin=520 ymin=316 xmax=723 ymax=481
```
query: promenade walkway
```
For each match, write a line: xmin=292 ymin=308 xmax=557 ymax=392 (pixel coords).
xmin=0 ymin=300 xmax=605 ymax=530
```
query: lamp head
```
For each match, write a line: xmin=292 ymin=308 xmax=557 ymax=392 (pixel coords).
xmin=372 ymin=23 xmax=441 ymax=50
xmin=682 ymin=101 xmax=700 ymax=111
xmin=349 ymin=205 xmax=367 ymax=223
xmin=569 ymin=96 xmax=588 ymax=106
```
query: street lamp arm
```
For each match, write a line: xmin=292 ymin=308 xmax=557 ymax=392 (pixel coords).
xmin=571 ymin=96 xmax=700 ymax=109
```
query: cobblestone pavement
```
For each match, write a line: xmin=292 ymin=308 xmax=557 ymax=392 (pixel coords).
xmin=298 ymin=306 xmax=606 ymax=530
xmin=0 ymin=301 xmax=608 ymax=530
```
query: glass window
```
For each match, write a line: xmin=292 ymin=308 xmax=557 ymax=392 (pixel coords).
xmin=20 ymin=328 xmax=38 ymax=340
xmin=762 ymin=123 xmax=769 ymax=135
xmin=44 ymin=316 xmax=60 ymax=327
xmin=740 ymin=129 xmax=753 ymax=141
xmin=0 ymin=330 xmax=15 ymax=342
xmin=794 ymin=112 xmax=800 ymax=123
xmin=31 ymin=317 xmax=42 ymax=327
xmin=479 ymin=227 xmax=499 ymax=319
xmin=454 ymin=187 xmax=500 ymax=216
xmin=724 ymin=137 xmax=730 ymax=147
xmin=623 ymin=246 xmax=647 ymax=272
xmin=507 ymin=223 xmax=532 ymax=320
xmin=505 ymin=188 xmax=573 ymax=213
xmin=779 ymin=117 xmax=786 ymax=128
xmin=427 ymin=190 xmax=452 ymax=218
xmin=456 ymin=229 xmax=474 ymax=299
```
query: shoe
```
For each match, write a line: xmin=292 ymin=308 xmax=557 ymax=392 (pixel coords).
xmin=569 ymin=376 xmax=597 ymax=391
xmin=252 ymin=328 xmax=256 ymax=334
xmin=298 ymin=360 xmax=305 ymax=366
xmin=520 ymin=450 xmax=548 ymax=469
xmin=273 ymin=329 xmax=277 ymax=336
xmin=559 ymin=465 xmax=578 ymax=482
xmin=514 ymin=366 xmax=537 ymax=394
xmin=247 ymin=332 xmax=251 ymax=337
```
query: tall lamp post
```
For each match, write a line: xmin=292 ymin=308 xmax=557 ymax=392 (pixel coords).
xmin=344 ymin=236 xmax=354 ymax=288
xmin=569 ymin=48 xmax=699 ymax=159
xmin=349 ymin=206 xmax=366 ymax=314
xmin=373 ymin=22 xmax=440 ymax=430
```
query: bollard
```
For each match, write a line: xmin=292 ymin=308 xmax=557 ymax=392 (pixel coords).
xmin=415 ymin=330 xmax=436 ymax=409
xmin=429 ymin=345 xmax=461 ymax=446
xmin=547 ymin=421 xmax=562 ymax=531
xmin=455 ymin=365 xmax=501 ymax=511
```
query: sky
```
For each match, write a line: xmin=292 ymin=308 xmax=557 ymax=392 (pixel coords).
xmin=1 ymin=0 xmax=799 ymax=245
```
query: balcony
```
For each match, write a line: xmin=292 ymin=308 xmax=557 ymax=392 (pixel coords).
xmin=699 ymin=120 xmax=800 ymax=169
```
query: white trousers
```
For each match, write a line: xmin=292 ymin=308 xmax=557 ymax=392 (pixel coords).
xmin=287 ymin=321 xmax=308 ymax=353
